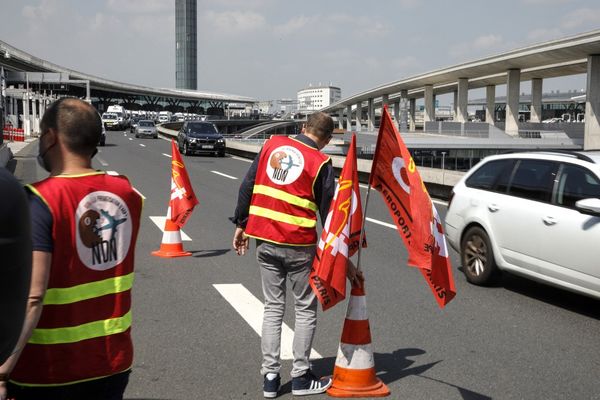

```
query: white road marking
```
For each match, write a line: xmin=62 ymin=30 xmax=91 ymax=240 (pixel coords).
xmin=211 ymin=170 xmax=237 ymax=180
xmin=124 ymin=133 xmax=127 ymax=137
xmin=162 ymin=153 xmax=172 ymax=158
xmin=366 ymin=217 xmax=396 ymax=230
xmin=129 ymin=138 xmax=133 ymax=141
xmin=97 ymin=157 xmax=109 ymax=167
xmin=149 ymin=216 xmax=192 ymax=241
xmin=231 ymin=156 xmax=252 ymax=163
xmin=213 ymin=284 xmax=322 ymax=360
xmin=106 ymin=170 xmax=119 ymax=176
xmin=139 ymin=144 xmax=146 ymax=147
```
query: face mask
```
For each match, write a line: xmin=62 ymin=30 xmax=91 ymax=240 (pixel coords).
xmin=37 ymin=137 xmax=52 ymax=172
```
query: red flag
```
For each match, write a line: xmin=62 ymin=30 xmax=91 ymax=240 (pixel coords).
xmin=310 ymin=135 xmax=366 ymax=311
xmin=170 ymin=140 xmax=199 ymax=228
xmin=369 ymin=106 xmax=456 ymax=308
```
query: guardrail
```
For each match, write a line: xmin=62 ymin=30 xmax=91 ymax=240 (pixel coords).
xmin=157 ymin=125 xmax=462 ymax=199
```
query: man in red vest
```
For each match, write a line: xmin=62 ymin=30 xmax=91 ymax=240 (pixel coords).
xmin=0 ymin=98 xmax=142 ymax=400
xmin=232 ymin=112 xmax=336 ymax=398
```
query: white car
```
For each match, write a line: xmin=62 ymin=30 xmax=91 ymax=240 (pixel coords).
xmin=445 ymin=151 xmax=600 ymax=299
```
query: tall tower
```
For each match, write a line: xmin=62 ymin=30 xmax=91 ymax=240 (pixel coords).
xmin=175 ymin=0 xmax=197 ymax=90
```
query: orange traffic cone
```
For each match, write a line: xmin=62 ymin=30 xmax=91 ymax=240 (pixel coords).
xmin=327 ymin=283 xmax=390 ymax=398
xmin=151 ymin=206 xmax=192 ymax=258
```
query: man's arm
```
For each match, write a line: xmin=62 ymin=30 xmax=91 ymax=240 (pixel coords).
xmin=0 ymin=251 xmax=51 ymax=397
xmin=314 ymin=160 xmax=335 ymax=224
xmin=231 ymin=150 xmax=261 ymax=229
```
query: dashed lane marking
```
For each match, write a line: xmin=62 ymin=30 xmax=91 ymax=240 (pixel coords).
xmin=139 ymin=144 xmax=146 ymax=147
xmin=213 ymin=284 xmax=321 ymax=360
xmin=97 ymin=157 xmax=109 ymax=167
xmin=366 ymin=217 xmax=396 ymax=230
xmin=231 ymin=156 xmax=252 ymax=163
xmin=129 ymin=138 xmax=133 ymax=141
xmin=211 ymin=171 xmax=237 ymax=180
xmin=149 ymin=216 xmax=192 ymax=241
xmin=162 ymin=153 xmax=172 ymax=158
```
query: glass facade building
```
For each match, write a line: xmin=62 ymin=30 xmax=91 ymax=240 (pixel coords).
xmin=175 ymin=0 xmax=197 ymax=90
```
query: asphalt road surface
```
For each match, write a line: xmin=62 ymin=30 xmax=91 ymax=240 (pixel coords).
xmin=13 ymin=131 xmax=600 ymax=400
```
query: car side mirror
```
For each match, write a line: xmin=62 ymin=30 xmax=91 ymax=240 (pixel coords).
xmin=575 ymin=198 xmax=600 ymax=217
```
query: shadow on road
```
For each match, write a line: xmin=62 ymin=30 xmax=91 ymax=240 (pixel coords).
xmin=457 ymin=266 xmax=600 ymax=319
xmin=191 ymin=248 xmax=231 ymax=258
xmin=275 ymin=348 xmax=487 ymax=398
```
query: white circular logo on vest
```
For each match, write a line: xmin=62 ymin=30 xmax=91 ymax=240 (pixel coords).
xmin=75 ymin=191 xmax=133 ymax=271
xmin=266 ymin=145 xmax=304 ymax=185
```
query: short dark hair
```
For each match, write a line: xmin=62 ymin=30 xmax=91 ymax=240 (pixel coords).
xmin=40 ymin=98 xmax=101 ymax=156
xmin=306 ymin=112 xmax=334 ymax=140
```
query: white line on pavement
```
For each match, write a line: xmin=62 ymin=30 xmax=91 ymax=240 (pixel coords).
xmin=97 ymin=157 xmax=109 ymax=167
xmin=149 ymin=216 xmax=192 ymax=241
xmin=366 ymin=217 xmax=396 ymax=230
xmin=129 ymin=138 xmax=133 ymax=141
xmin=213 ymin=284 xmax=321 ymax=360
xmin=162 ymin=153 xmax=172 ymax=158
xmin=106 ymin=171 xmax=119 ymax=176
xmin=139 ymin=144 xmax=146 ymax=147
xmin=211 ymin=171 xmax=237 ymax=180
xmin=231 ymin=156 xmax=252 ymax=163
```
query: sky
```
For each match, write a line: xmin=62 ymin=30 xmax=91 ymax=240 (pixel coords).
xmin=0 ymin=0 xmax=598 ymax=102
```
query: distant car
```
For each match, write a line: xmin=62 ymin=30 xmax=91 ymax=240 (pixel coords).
xmin=134 ymin=120 xmax=158 ymax=139
xmin=445 ymin=151 xmax=600 ymax=300
xmin=129 ymin=117 xmax=142 ymax=133
xmin=99 ymin=123 xmax=106 ymax=146
xmin=102 ymin=113 xmax=121 ymax=130
xmin=177 ymin=121 xmax=225 ymax=157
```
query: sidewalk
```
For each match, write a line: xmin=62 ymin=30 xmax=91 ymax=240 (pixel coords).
xmin=6 ymin=137 xmax=37 ymax=156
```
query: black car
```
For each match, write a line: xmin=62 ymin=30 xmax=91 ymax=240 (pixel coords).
xmin=177 ymin=122 xmax=225 ymax=157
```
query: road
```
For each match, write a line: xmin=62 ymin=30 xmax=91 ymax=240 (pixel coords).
xmin=14 ymin=131 xmax=600 ymax=400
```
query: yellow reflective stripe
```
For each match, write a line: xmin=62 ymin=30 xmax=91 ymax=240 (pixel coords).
xmin=29 ymin=311 xmax=132 ymax=345
xmin=253 ymin=185 xmax=317 ymax=211
xmin=249 ymin=205 xmax=316 ymax=228
xmin=44 ymin=273 xmax=134 ymax=305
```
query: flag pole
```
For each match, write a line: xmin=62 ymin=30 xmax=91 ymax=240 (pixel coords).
xmin=356 ymin=181 xmax=372 ymax=273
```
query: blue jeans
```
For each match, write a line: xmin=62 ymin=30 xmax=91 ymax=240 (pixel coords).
xmin=257 ymin=241 xmax=317 ymax=378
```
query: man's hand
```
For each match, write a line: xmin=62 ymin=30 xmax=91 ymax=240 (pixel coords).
xmin=347 ymin=259 xmax=365 ymax=287
xmin=232 ymin=227 xmax=249 ymax=256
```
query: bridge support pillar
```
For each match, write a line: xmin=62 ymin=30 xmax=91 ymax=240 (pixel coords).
xmin=367 ymin=98 xmax=374 ymax=131
xmin=424 ymin=85 xmax=434 ymax=123
xmin=31 ymin=95 xmax=38 ymax=136
xmin=393 ymin=100 xmax=400 ymax=128
xmin=381 ymin=94 xmax=389 ymax=114
xmin=399 ymin=89 xmax=408 ymax=132
xmin=584 ymin=55 xmax=600 ymax=150
xmin=453 ymin=90 xmax=458 ymax=120
xmin=486 ymin=85 xmax=496 ymax=126
xmin=531 ymin=78 xmax=543 ymax=123
xmin=409 ymin=98 xmax=416 ymax=131
xmin=346 ymin=105 xmax=352 ymax=131
xmin=355 ymin=102 xmax=362 ymax=131
xmin=505 ymin=68 xmax=520 ymax=136
xmin=457 ymin=78 xmax=468 ymax=123
xmin=338 ymin=109 xmax=344 ymax=129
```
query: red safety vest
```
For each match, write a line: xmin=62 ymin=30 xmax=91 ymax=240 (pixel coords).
xmin=245 ymin=136 xmax=330 ymax=245
xmin=11 ymin=171 xmax=142 ymax=386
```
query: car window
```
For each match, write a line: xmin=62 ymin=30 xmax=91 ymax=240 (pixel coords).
xmin=465 ymin=159 xmax=515 ymax=192
xmin=555 ymin=164 xmax=600 ymax=208
xmin=507 ymin=159 xmax=558 ymax=203
xmin=138 ymin=121 xmax=154 ymax=127
xmin=188 ymin=123 xmax=218 ymax=135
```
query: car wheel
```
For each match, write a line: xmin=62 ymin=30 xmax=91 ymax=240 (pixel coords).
xmin=218 ymin=150 xmax=225 ymax=157
xmin=461 ymin=226 xmax=499 ymax=285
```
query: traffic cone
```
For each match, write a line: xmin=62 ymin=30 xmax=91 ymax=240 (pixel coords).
xmin=327 ymin=283 xmax=390 ymax=398
xmin=151 ymin=206 xmax=192 ymax=258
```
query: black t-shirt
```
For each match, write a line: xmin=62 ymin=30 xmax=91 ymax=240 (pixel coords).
xmin=0 ymin=168 xmax=32 ymax=364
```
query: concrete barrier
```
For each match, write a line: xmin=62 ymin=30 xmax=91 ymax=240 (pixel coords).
xmin=0 ymin=144 xmax=13 ymax=168
xmin=157 ymin=127 xmax=462 ymax=199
